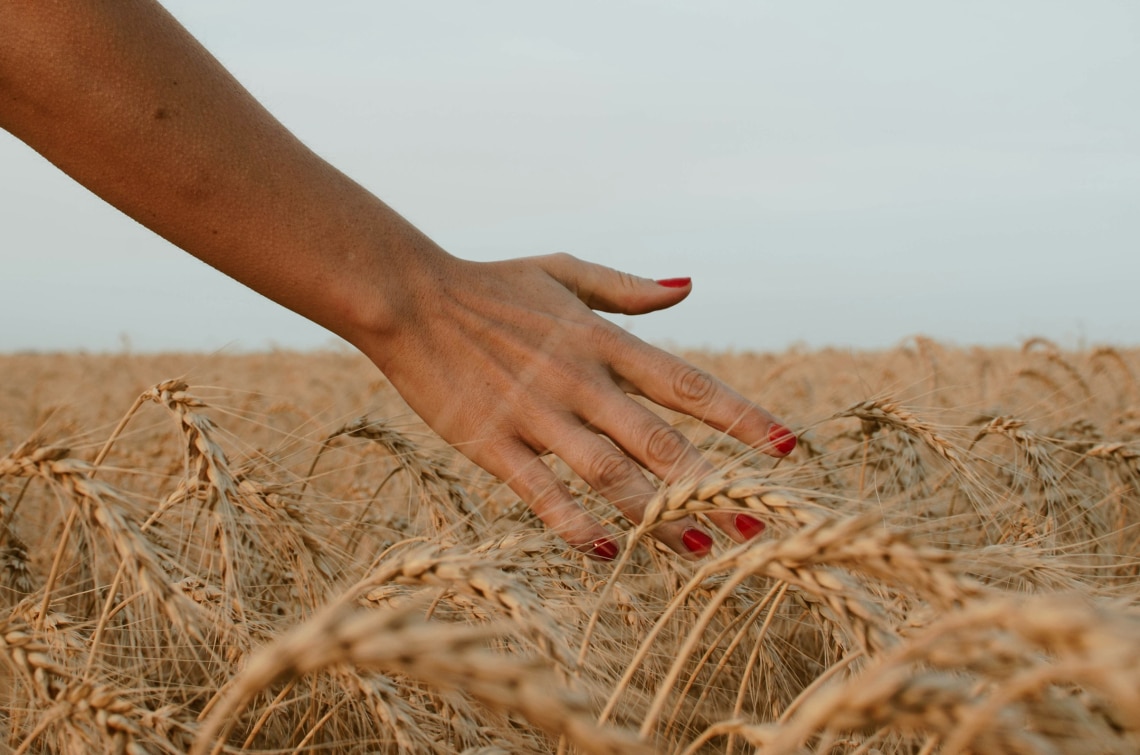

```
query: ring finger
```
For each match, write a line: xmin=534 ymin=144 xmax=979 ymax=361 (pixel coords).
xmin=547 ymin=420 xmax=715 ymax=559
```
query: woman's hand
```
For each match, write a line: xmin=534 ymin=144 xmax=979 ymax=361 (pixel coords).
xmin=0 ymin=1 xmax=794 ymax=560
xmin=360 ymin=252 xmax=795 ymax=560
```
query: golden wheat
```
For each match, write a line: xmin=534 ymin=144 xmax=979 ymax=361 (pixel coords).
xmin=1 ymin=342 xmax=1139 ymax=753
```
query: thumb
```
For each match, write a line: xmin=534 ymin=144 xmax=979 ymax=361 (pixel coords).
xmin=538 ymin=253 xmax=692 ymax=315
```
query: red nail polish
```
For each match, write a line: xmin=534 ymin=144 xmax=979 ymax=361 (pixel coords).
xmin=682 ymin=528 xmax=713 ymax=556
xmin=655 ymin=277 xmax=691 ymax=288
xmin=590 ymin=538 xmax=619 ymax=561
xmin=769 ymin=424 xmax=797 ymax=456
xmin=735 ymin=513 xmax=766 ymax=540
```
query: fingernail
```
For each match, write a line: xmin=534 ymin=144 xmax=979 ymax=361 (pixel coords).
xmin=769 ymin=423 xmax=797 ymax=455
xmin=681 ymin=528 xmax=713 ymax=556
xmin=589 ymin=538 xmax=619 ymax=561
xmin=655 ymin=277 xmax=691 ymax=288
xmin=735 ymin=513 xmax=766 ymax=540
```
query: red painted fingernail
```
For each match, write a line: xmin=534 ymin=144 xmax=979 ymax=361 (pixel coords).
xmin=589 ymin=538 xmax=619 ymax=561
xmin=655 ymin=277 xmax=692 ymax=288
xmin=681 ymin=528 xmax=714 ymax=556
xmin=769 ymin=423 xmax=797 ymax=455
xmin=735 ymin=513 xmax=766 ymax=540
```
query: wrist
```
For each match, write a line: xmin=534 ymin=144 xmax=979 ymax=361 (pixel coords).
xmin=330 ymin=215 xmax=459 ymax=359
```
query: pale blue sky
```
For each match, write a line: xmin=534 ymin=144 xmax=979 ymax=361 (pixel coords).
xmin=3 ymin=1 xmax=1138 ymax=352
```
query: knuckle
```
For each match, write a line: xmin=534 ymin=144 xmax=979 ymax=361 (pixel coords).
xmin=615 ymin=269 xmax=642 ymax=293
xmin=527 ymin=479 xmax=561 ymax=509
xmin=475 ymin=438 xmax=516 ymax=474
xmin=544 ymin=251 xmax=578 ymax=270
xmin=644 ymin=423 xmax=688 ymax=469
xmin=587 ymin=320 xmax=627 ymax=354
xmin=671 ymin=364 xmax=718 ymax=407
xmin=587 ymin=451 xmax=640 ymax=492
xmin=530 ymin=485 xmax=596 ymax=536
xmin=524 ymin=473 xmax=570 ymax=516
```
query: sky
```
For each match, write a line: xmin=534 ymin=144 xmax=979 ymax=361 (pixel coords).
xmin=3 ymin=1 xmax=1139 ymax=354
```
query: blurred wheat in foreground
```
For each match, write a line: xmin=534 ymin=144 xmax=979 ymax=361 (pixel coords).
xmin=2 ymin=339 xmax=1140 ymax=754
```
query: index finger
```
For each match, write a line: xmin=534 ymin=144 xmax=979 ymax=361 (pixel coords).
xmin=582 ymin=387 xmax=773 ymax=544
xmin=610 ymin=340 xmax=797 ymax=458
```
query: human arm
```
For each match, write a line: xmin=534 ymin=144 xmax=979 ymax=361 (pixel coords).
xmin=0 ymin=0 xmax=795 ymax=559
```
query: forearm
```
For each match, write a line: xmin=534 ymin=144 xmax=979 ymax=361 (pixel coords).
xmin=0 ymin=0 xmax=446 ymax=344
xmin=1 ymin=1 xmax=795 ymax=561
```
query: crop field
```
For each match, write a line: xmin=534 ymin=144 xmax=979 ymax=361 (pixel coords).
xmin=1 ymin=339 xmax=1139 ymax=754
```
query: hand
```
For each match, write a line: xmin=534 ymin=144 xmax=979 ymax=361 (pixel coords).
xmin=0 ymin=4 xmax=793 ymax=562
xmin=360 ymin=252 xmax=796 ymax=560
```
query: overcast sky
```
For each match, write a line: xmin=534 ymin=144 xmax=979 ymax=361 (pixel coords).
xmin=3 ymin=1 xmax=1138 ymax=353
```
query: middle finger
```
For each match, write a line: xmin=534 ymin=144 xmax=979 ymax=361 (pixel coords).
xmin=583 ymin=389 xmax=767 ymax=544
xmin=545 ymin=420 xmax=714 ymax=559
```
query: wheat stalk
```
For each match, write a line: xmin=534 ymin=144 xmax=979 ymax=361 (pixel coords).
xmin=192 ymin=599 xmax=652 ymax=755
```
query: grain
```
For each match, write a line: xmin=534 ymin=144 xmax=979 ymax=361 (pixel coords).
xmin=1 ymin=342 xmax=1139 ymax=753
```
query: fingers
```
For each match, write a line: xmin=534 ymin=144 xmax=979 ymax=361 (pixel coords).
xmin=609 ymin=338 xmax=797 ymax=459
xmin=546 ymin=423 xmax=715 ymax=560
xmin=536 ymin=252 xmax=692 ymax=316
xmin=479 ymin=382 xmax=781 ymax=560
xmin=580 ymin=391 xmax=766 ymax=545
xmin=482 ymin=439 xmax=620 ymax=561
xmin=533 ymin=257 xmax=795 ymax=455
xmin=482 ymin=331 xmax=791 ymax=557
xmin=497 ymin=400 xmax=772 ymax=558
xmin=484 ymin=422 xmax=717 ymax=561
xmin=589 ymin=332 xmax=794 ymax=547
xmin=448 ymin=257 xmax=790 ymax=560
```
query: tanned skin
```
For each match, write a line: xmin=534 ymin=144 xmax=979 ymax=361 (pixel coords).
xmin=0 ymin=0 xmax=794 ymax=560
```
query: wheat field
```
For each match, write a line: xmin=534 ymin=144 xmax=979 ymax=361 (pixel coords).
xmin=1 ymin=339 xmax=1139 ymax=754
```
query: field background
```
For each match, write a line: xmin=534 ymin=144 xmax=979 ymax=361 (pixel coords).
xmin=2 ymin=341 xmax=1139 ymax=754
